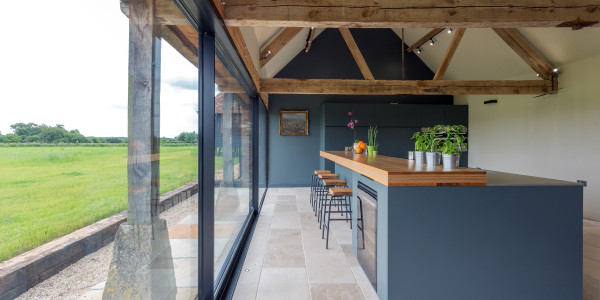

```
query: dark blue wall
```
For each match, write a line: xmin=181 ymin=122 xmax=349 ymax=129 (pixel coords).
xmin=268 ymin=29 xmax=455 ymax=187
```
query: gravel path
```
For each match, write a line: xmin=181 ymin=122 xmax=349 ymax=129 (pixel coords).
xmin=17 ymin=194 xmax=198 ymax=300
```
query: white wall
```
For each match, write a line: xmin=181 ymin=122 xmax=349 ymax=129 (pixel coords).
xmin=455 ymin=54 xmax=600 ymax=221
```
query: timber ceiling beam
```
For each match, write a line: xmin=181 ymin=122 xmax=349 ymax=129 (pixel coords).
xmin=208 ymin=0 xmax=268 ymax=108
xmin=260 ymin=27 xmax=303 ymax=68
xmin=406 ymin=28 xmax=444 ymax=53
xmin=433 ymin=28 xmax=466 ymax=80
xmin=492 ymin=28 xmax=554 ymax=80
xmin=222 ymin=0 xmax=600 ymax=28
xmin=259 ymin=78 xmax=557 ymax=95
xmin=339 ymin=27 xmax=375 ymax=80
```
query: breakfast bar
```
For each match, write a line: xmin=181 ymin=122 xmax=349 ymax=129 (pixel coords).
xmin=321 ymin=151 xmax=582 ymax=300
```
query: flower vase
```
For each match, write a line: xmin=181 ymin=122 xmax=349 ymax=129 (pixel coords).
xmin=353 ymin=143 xmax=363 ymax=154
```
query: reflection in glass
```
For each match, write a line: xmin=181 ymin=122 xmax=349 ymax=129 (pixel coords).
xmin=214 ymin=56 xmax=252 ymax=277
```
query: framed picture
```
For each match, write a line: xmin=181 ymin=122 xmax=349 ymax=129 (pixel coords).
xmin=280 ymin=110 xmax=309 ymax=136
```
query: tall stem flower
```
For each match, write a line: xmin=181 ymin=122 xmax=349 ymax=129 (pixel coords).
xmin=347 ymin=111 xmax=358 ymax=143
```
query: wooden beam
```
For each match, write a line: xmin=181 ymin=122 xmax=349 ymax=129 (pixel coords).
xmin=339 ymin=27 xmax=375 ymax=80
xmin=161 ymin=25 xmax=199 ymax=66
xmin=492 ymin=28 xmax=554 ymax=79
xmin=225 ymin=26 xmax=269 ymax=107
xmin=260 ymin=78 xmax=557 ymax=95
xmin=259 ymin=27 xmax=303 ymax=68
xmin=121 ymin=0 xmax=189 ymax=25
xmin=406 ymin=28 xmax=444 ymax=53
xmin=433 ymin=28 xmax=466 ymax=80
xmin=223 ymin=0 xmax=600 ymax=28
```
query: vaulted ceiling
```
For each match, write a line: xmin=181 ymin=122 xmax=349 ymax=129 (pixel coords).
xmin=122 ymin=0 xmax=600 ymax=108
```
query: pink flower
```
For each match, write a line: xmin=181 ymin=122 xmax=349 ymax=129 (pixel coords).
xmin=348 ymin=111 xmax=352 ymax=116
xmin=354 ymin=120 xmax=358 ymax=124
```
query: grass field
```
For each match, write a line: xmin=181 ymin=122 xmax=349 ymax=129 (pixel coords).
xmin=0 ymin=146 xmax=198 ymax=262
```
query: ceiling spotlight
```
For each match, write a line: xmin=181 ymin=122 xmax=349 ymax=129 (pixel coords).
xmin=416 ymin=47 xmax=422 ymax=54
xmin=553 ymin=68 xmax=559 ymax=73
xmin=536 ymin=73 xmax=540 ymax=77
xmin=429 ymin=39 xmax=435 ymax=46
xmin=447 ymin=28 xmax=453 ymax=34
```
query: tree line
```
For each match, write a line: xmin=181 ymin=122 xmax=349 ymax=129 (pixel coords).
xmin=0 ymin=123 xmax=198 ymax=144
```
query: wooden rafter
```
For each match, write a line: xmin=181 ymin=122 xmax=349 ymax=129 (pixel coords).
xmin=339 ymin=27 xmax=374 ymax=80
xmin=433 ymin=28 xmax=466 ymax=80
xmin=205 ymin=0 xmax=268 ymax=107
xmin=259 ymin=27 xmax=303 ymax=68
xmin=492 ymin=28 xmax=554 ymax=79
xmin=259 ymin=78 xmax=557 ymax=95
xmin=222 ymin=0 xmax=600 ymax=28
xmin=406 ymin=28 xmax=444 ymax=53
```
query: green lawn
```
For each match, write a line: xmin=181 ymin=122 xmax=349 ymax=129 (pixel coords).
xmin=0 ymin=146 xmax=198 ymax=261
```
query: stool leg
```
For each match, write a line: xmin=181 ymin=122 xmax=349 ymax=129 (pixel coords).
xmin=325 ymin=199 xmax=334 ymax=249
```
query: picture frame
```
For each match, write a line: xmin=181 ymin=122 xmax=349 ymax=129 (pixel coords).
xmin=279 ymin=110 xmax=309 ymax=136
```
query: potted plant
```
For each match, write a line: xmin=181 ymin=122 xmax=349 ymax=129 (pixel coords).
xmin=411 ymin=130 xmax=429 ymax=164
xmin=367 ymin=125 xmax=378 ymax=155
xmin=441 ymin=125 xmax=467 ymax=169
xmin=347 ymin=111 xmax=363 ymax=153
xmin=425 ymin=125 xmax=443 ymax=166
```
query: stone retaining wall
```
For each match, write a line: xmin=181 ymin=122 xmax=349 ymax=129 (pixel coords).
xmin=0 ymin=181 xmax=198 ymax=300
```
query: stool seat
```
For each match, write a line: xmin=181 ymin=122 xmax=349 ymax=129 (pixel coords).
xmin=322 ymin=179 xmax=346 ymax=186
xmin=329 ymin=187 xmax=353 ymax=197
xmin=314 ymin=170 xmax=332 ymax=175
xmin=318 ymin=173 xmax=338 ymax=179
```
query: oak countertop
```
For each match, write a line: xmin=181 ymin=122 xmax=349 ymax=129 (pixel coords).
xmin=320 ymin=151 xmax=487 ymax=187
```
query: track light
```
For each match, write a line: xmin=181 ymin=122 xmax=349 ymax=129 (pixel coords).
xmin=447 ymin=28 xmax=453 ymax=34
xmin=429 ymin=39 xmax=434 ymax=46
xmin=553 ymin=68 xmax=559 ymax=73
xmin=417 ymin=47 xmax=422 ymax=54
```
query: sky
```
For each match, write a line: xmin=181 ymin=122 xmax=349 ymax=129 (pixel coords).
xmin=0 ymin=0 xmax=198 ymax=138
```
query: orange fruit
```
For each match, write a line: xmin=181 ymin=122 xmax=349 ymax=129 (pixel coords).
xmin=358 ymin=141 xmax=366 ymax=149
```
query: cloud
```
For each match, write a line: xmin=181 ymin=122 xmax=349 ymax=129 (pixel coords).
xmin=167 ymin=77 xmax=198 ymax=91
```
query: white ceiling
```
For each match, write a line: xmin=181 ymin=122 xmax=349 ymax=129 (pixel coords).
xmin=243 ymin=26 xmax=600 ymax=81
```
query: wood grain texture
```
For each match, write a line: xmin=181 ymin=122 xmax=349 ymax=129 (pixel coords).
xmin=493 ymin=28 xmax=554 ymax=79
xmin=406 ymin=28 xmax=444 ymax=53
xmin=320 ymin=151 xmax=486 ymax=186
xmin=260 ymin=27 xmax=303 ymax=68
xmin=223 ymin=0 xmax=600 ymax=28
xmin=339 ymin=27 xmax=375 ymax=80
xmin=260 ymin=78 xmax=556 ymax=95
xmin=433 ymin=28 xmax=466 ymax=80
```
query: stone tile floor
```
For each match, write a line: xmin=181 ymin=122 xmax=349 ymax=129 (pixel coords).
xmin=232 ymin=187 xmax=378 ymax=300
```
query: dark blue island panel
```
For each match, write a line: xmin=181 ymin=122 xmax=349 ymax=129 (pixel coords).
xmin=334 ymin=163 xmax=583 ymax=300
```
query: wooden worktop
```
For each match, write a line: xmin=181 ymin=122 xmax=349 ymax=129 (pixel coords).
xmin=321 ymin=151 xmax=486 ymax=186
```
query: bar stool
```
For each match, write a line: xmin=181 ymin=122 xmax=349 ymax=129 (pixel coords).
xmin=311 ymin=170 xmax=331 ymax=208
xmin=317 ymin=179 xmax=346 ymax=226
xmin=322 ymin=187 xmax=353 ymax=249
xmin=313 ymin=173 xmax=338 ymax=212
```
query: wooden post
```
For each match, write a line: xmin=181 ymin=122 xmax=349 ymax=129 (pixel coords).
xmin=103 ymin=0 xmax=176 ymax=298
xmin=125 ymin=0 xmax=161 ymax=225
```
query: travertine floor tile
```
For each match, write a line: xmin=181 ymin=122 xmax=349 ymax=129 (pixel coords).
xmin=269 ymin=228 xmax=303 ymax=245
xmin=305 ymin=254 xmax=356 ymax=284
xmin=263 ymin=244 xmax=306 ymax=268
xmin=310 ymin=283 xmax=365 ymax=300
xmin=256 ymin=268 xmax=311 ymax=300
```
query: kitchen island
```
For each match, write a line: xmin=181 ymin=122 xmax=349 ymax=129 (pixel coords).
xmin=321 ymin=151 xmax=582 ymax=300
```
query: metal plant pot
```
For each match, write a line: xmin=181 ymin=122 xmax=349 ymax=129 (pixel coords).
xmin=425 ymin=152 xmax=441 ymax=166
xmin=442 ymin=154 xmax=460 ymax=169
xmin=414 ymin=151 xmax=425 ymax=164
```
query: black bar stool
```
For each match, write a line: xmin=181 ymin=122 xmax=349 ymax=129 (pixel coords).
xmin=313 ymin=173 xmax=338 ymax=213
xmin=317 ymin=179 xmax=347 ymax=227
xmin=322 ymin=187 xmax=353 ymax=249
xmin=311 ymin=170 xmax=331 ymax=208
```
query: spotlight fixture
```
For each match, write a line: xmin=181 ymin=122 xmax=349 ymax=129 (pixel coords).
xmin=429 ymin=39 xmax=435 ymax=46
xmin=536 ymin=73 xmax=540 ymax=77
xmin=553 ymin=68 xmax=559 ymax=73
xmin=416 ymin=47 xmax=422 ymax=54
xmin=447 ymin=28 xmax=453 ymax=34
